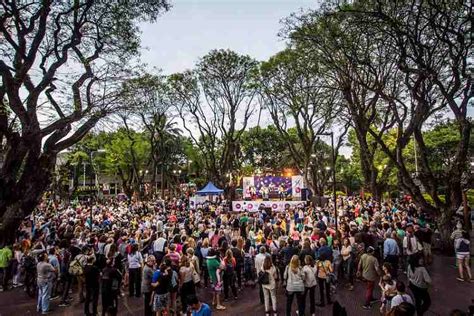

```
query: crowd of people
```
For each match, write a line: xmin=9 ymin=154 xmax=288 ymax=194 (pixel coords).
xmin=0 ymin=195 xmax=472 ymax=316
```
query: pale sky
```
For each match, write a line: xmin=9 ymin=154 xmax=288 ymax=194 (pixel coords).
xmin=138 ymin=0 xmax=351 ymax=155
xmin=139 ymin=0 xmax=316 ymax=75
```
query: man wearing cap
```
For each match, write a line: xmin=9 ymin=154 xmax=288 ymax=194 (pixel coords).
xmin=358 ymin=246 xmax=381 ymax=310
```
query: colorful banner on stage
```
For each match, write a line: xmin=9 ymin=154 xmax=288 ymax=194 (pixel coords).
xmin=242 ymin=177 xmax=254 ymax=199
xmin=243 ymin=176 xmax=295 ymax=199
xmin=231 ymin=200 xmax=306 ymax=212
xmin=291 ymin=175 xmax=304 ymax=198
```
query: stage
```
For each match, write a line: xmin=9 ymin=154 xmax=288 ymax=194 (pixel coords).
xmin=231 ymin=200 xmax=306 ymax=212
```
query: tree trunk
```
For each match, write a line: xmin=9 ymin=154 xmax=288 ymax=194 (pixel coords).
xmin=0 ymin=156 xmax=54 ymax=246
xmin=437 ymin=209 xmax=456 ymax=255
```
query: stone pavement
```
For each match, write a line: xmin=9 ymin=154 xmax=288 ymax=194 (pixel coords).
xmin=0 ymin=255 xmax=472 ymax=316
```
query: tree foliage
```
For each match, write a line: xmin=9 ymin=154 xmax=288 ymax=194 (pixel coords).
xmin=0 ymin=0 xmax=170 ymax=244
xmin=168 ymin=49 xmax=259 ymax=187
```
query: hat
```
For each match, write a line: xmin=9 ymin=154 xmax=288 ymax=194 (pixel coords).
xmin=367 ymin=246 xmax=375 ymax=253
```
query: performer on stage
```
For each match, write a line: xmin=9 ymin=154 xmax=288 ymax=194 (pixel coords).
xmin=278 ymin=184 xmax=285 ymax=201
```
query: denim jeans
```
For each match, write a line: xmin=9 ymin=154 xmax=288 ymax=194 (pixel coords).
xmin=37 ymin=280 xmax=51 ymax=313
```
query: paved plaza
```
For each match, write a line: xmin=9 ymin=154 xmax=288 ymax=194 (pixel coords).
xmin=0 ymin=255 xmax=471 ymax=316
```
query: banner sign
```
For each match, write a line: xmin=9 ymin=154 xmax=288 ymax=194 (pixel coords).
xmin=291 ymin=175 xmax=304 ymax=198
xmin=231 ymin=200 xmax=306 ymax=212
xmin=242 ymin=177 xmax=255 ymax=199
xmin=189 ymin=195 xmax=207 ymax=209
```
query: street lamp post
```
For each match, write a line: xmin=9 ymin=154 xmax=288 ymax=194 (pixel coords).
xmin=90 ymin=149 xmax=106 ymax=198
xmin=83 ymin=161 xmax=88 ymax=187
xmin=90 ymin=149 xmax=106 ymax=231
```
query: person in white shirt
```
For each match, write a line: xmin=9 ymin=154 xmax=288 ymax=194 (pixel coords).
xmin=403 ymin=224 xmax=422 ymax=267
xmin=255 ymin=246 xmax=267 ymax=275
xmin=390 ymin=281 xmax=414 ymax=309
xmin=261 ymin=256 xmax=278 ymax=316
xmin=302 ymin=255 xmax=318 ymax=316
xmin=255 ymin=246 xmax=268 ymax=305
xmin=153 ymin=232 xmax=167 ymax=263
xmin=127 ymin=244 xmax=143 ymax=297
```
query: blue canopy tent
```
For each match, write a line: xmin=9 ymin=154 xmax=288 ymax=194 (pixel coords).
xmin=196 ymin=182 xmax=224 ymax=196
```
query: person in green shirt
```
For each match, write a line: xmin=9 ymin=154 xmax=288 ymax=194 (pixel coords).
xmin=0 ymin=245 xmax=13 ymax=291
xmin=357 ymin=246 xmax=380 ymax=310
xmin=240 ymin=214 xmax=249 ymax=224
xmin=206 ymin=249 xmax=225 ymax=310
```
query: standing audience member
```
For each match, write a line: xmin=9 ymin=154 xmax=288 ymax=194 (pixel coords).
xmin=37 ymin=252 xmax=57 ymax=315
xmin=142 ymin=255 xmax=156 ymax=316
xmin=128 ymin=243 xmax=143 ymax=298
xmin=284 ymin=255 xmax=305 ymax=316
xmin=407 ymin=256 xmax=432 ymax=316
xmin=84 ymin=255 xmax=100 ymax=316
xmin=261 ymin=256 xmax=278 ymax=316
xmin=316 ymin=253 xmax=333 ymax=307
xmin=454 ymin=232 xmax=472 ymax=282
xmin=358 ymin=246 xmax=380 ymax=310
xmin=302 ymin=255 xmax=317 ymax=316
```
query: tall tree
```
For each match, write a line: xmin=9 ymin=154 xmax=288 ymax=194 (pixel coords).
xmin=103 ymin=128 xmax=150 ymax=198
xmin=259 ymin=48 xmax=348 ymax=195
xmin=121 ymin=74 xmax=181 ymax=196
xmin=284 ymin=7 xmax=398 ymax=199
xmin=0 ymin=0 xmax=170 ymax=244
xmin=168 ymin=49 xmax=259 ymax=189
xmin=285 ymin=0 xmax=472 ymax=244
xmin=340 ymin=1 xmax=473 ymax=243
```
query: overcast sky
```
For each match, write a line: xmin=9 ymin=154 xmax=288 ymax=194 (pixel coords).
xmin=139 ymin=0 xmax=315 ymax=75
xmin=137 ymin=0 xmax=356 ymax=156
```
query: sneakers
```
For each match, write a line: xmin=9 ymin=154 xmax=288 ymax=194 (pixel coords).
xmin=456 ymin=277 xmax=464 ymax=282
xmin=58 ymin=302 xmax=70 ymax=307
xmin=50 ymin=295 xmax=60 ymax=301
xmin=362 ymin=305 xmax=371 ymax=310
xmin=216 ymin=305 xmax=226 ymax=310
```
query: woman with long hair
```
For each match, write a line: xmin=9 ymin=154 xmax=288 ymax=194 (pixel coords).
xmin=302 ymin=255 xmax=317 ymax=316
xmin=284 ymin=255 xmax=305 ymax=316
xmin=179 ymin=255 xmax=196 ymax=314
xmin=243 ymin=239 xmax=255 ymax=285
xmin=407 ymin=256 xmax=431 ymax=316
xmin=316 ymin=254 xmax=333 ymax=307
xmin=127 ymin=243 xmax=143 ymax=297
xmin=222 ymin=249 xmax=238 ymax=301
xmin=262 ymin=255 xmax=278 ymax=316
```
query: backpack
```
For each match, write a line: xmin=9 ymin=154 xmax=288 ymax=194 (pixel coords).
xmin=224 ymin=259 xmax=235 ymax=276
xmin=317 ymin=220 xmax=327 ymax=232
xmin=232 ymin=248 xmax=244 ymax=266
xmin=258 ymin=271 xmax=270 ymax=285
xmin=69 ymin=257 xmax=84 ymax=276
xmin=22 ymin=255 xmax=36 ymax=271
xmin=457 ymin=239 xmax=470 ymax=253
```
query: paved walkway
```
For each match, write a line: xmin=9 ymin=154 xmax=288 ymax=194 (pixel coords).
xmin=0 ymin=255 xmax=472 ymax=316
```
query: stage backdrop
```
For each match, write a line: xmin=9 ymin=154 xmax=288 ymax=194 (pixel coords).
xmin=243 ymin=176 xmax=293 ymax=197
xmin=232 ymin=200 xmax=306 ymax=212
